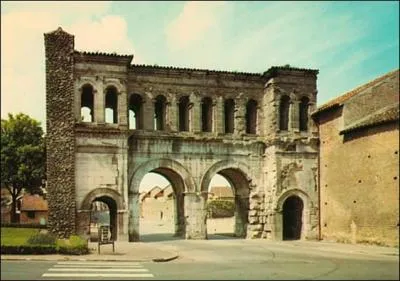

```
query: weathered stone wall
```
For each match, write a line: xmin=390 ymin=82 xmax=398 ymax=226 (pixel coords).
xmin=319 ymin=110 xmax=399 ymax=247
xmin=45 ymin=27 xmax=319 ymax=242
xmin=44 ymin=28 xmax=76 ymax=238
xmin=74 ymin=128 xmax=129 ymax=237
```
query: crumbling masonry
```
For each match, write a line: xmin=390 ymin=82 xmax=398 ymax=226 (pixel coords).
xmin=44 ymin=27 xmax=320 ymax=242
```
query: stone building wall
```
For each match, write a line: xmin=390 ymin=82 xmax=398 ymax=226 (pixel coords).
xmin=45 ymin=27 xmax=319 ymax=242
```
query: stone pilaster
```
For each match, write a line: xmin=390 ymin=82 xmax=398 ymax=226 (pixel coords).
xmin=118 ymin=90 xmax=128 ymax=127
xmin=184 ymin=192 xmax=207 ymax=239
xmin=128 ymin=192 xmax=140 ymax=242
xmin=234 ymin=97 xmax=246 ymax=135
xmin=291 ymin=100 xmax=300 ymax=132
xmin=143 ymin=93 xmax=154 ymax=130
xmin=167 ymin=96 xmax=178 ymax=131
xmin=190 ymin=93 xmax=201 ymax=133
xmin=96 ymin=82 xmax=105 ymax=123
xmin=44 ymin=27 xmax=76 ymax=239
xmin=215 ymin=96 xmax=224 ymax=134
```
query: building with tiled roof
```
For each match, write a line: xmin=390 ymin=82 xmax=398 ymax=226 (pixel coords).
xmin=20 ymin=194 xmax=48 ymax=225
xmin=312 ymin=68 xmax=399 ymax=247
xmin=208 ymin=186 xmax=234 ymax=200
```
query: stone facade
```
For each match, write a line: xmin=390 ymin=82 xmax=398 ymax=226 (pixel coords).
xmin=312 ymin=69 xmax=399 ymax=247
xmin=44 ymin=27 xmax=319 ymax=242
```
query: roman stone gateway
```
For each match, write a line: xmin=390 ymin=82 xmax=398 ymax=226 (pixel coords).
xmin=44 ymin=27 xmax=320 ymax=242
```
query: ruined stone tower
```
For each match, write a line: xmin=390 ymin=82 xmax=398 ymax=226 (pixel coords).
xmin=44 ymin=27 xmax=319 ymax=242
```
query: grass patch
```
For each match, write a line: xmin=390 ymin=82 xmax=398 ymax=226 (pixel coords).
xmin=1 ymin=227 xmax=89 ymax=255
xmin=1 ymin=227 xmax=40 ymax=246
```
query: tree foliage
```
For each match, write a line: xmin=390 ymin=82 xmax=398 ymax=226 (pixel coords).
xmin=1 ymin=113 xmax=46 ymax=222
xmin=207 ymin=200 xmax=235 ymax=218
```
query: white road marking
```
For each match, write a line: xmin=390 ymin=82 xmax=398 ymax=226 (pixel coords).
xmin=42 ymin=273 xmax=154 ymax=278
xmin=42 ymin=261 xmax=154 ymax=279
xmin=49 ymin=268 xmax=148 ymax=272
xmin=53 ymin=264 xmax=143 ymax=267
xmin=56 ymin=261 xmax=141 ymax=265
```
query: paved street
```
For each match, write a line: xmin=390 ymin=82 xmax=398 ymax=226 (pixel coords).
xmin=1 ymin=219 xmax=399 ymax=280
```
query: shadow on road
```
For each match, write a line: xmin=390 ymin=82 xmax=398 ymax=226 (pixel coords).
xmin=140 ymin=233 xmax=183 ymax=243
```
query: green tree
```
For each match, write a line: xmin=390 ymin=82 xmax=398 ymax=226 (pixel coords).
xmin=1 ymin=113 xmax=46 ymax=223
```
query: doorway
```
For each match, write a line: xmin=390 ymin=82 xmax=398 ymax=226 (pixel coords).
xmin=282 ymin=195 xmax=303 ymax=240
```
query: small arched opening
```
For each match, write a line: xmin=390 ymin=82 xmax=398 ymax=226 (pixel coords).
xmin=81 ymin=84 xmax=94 ymax=122
xmin=245 ymin=99 xmax=258 ymax=134
xmin=105 ymin=86 xmax=118 ymax=124
xmin=154 ymin=95 xmax=167 ymax=131
xmin=178 ymin=96 xmax=190 ymax=132
xmin=129 ymin=94 xmax=144 ymax=129
xmin=299 ymin=96 xmax=310 ymax=131
xmin=282 ymin=195 xmax=303 ymax=240
xmin=201 ymin=97 xmax=213 ymax=132
xmin=89 ymin=196 xmax=118 ymax=241
xmin=224 ymin=99 xmax=235 ymax=134
xmin=279 ymin=95 xmax=290 ymax=131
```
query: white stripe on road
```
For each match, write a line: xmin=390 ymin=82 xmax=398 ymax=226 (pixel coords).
xmin=53 ymin=264 xmax=143 ymax=268
xmin=49 ymin=268 xmax=148 ymax=272
xmin=56 ymin=261 xmax=141 ymax=265
xmin=42 ymin=273 xmax=154 ymax=278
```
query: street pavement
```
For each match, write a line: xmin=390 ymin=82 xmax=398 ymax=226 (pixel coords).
xmin=1 ymin=218 xmax=399 ymax=280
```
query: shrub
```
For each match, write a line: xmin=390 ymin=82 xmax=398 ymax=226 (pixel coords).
xmin=1 ymin=223 xmax=47 ymax=229
xmin=27 ymin=232 xmax=57 ymax=245
xmin=1 ymin=245 xmax=57 ymax=255
xmin=57 ymin=235 xmax=89 ymax=255
xmin=207 ymin=200 xmax=235 ymax=218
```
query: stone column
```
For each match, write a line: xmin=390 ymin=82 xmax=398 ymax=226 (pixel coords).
xmin=168 ymin=96 xmax=178 ymax=131
xmin=275 ymin=99 xmax=281 ymax=133
xmin=128 ymin=192 xmax=140 ymax=242
xmin=288 ymin=101 xmax=294 ymax=132
xmin=291 ymin=100 xmax=300 ymax=132
xmin=190 ymin=93 xmax=201 ymax=133
xmin=143 ymin=93 xmax=154 ymax=130
xmin=214 ymin=96 xmax=224 ymax=134
xmin=184 ymin=192 xmax=207 ymax=239
xmin=96 ymin=82 xmax=105 ymax=124
xmin=118 ymin=90 xmax=128 ymax=127
xmin=234 ymin=97 xmax=245 ymax=135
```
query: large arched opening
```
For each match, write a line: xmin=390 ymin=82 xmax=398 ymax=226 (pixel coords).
xmin=129 ymin=158 xmax=196 ymax=242
xmin=202 ymin=161 xmax=251 ymax=239
xmin=138 ymin=170 xmax=185 ymax=242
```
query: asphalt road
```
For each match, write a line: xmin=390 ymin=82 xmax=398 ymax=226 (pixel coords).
xmin=2 ymin=238 xmax=399 ymax=280
xmin=2 ymin=219 xmax=399 ymax=280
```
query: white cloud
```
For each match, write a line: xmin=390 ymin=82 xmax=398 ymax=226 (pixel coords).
xmin=1 ymin=2 xmax=138 ymax=131
xmin=165 ymin=1 xmax=227 ymax=51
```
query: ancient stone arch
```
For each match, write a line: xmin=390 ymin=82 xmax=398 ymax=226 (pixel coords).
xmin=44 ymin=27 xmax=319 ymax=242
xmin=129 ymin=158 xmax=197 ymax=194
xmin=200 ymin=160 xmax=252 ymax=193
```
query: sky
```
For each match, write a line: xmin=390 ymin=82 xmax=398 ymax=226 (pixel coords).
xmin=1 ymin=1 xmax=399 ymax=191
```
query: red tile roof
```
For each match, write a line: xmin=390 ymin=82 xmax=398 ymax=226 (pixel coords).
xmin=20 ymin=195 xmax=48 ymax=211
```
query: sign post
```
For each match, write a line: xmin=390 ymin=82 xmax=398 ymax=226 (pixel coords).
xmin=98 ymin=224 xmax=115 ymax=254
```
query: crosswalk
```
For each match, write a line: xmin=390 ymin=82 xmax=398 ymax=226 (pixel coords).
xmin=41 ymin=261 xmax=154 ymax=279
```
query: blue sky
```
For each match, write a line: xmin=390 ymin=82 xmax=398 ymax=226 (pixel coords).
xmin=1 ymin=1 xmax=399 ymax=190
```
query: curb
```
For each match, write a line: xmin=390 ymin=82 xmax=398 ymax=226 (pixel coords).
xmin=1 ymin=253 xmax=180 ymax=263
